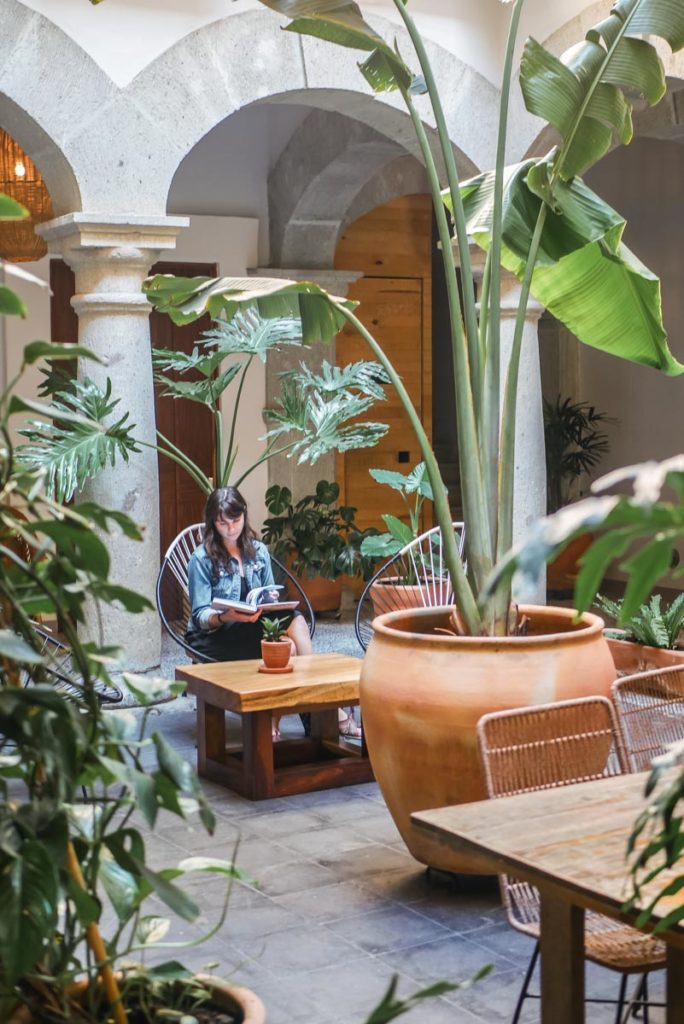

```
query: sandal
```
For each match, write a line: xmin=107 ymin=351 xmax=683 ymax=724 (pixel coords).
xmin=339 ymin=712 xmax=362 ymax=739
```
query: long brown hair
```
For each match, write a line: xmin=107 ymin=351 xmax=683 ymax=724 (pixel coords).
xmin=203 ymin=486 xmax=257 ymax=574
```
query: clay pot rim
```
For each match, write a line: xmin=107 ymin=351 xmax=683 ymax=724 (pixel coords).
xmin=370 ymin=603 xmax=606 ymax=649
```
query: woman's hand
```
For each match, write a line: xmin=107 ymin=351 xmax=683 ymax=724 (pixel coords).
xmin=217 ymin=607 xmax=262 ymax=624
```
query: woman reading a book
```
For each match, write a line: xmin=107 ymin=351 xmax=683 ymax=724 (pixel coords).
xmin=185 ymin=486 xmax=361 ymax=739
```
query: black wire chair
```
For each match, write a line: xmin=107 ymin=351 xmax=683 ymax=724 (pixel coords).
xmin=26 ymin=623 xmax=124 ymax=705
xmin=156 ymin=523 xmax=315 ymax=664
xmin=355 ymin=521 xmax=466 ymax=652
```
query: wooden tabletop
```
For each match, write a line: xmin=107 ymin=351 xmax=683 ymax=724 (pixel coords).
xmin=176 ymin=653 xmax=362 ymax=713
xmin=413 ymin=772 xmax=684 ymax=946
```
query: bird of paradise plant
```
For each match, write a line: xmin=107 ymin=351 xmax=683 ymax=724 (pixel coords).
xmin=143 ymin=0 xmax=684 ymax=637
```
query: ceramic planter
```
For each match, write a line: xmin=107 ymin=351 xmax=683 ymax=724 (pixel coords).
xmin=297 ymin=573 xmax=342 ymax=613
xmin=360 ymin=604 xmax=616 ymax=874
xmin=369 ymin=577 xmax=437 ymax=617
xmin=261 ymin=638 xmax=292 ymax=670
xmin=607 ymin=635 xmax=684 ymax=676
xmin=9 ymin=976 xmax=266 ymax=1024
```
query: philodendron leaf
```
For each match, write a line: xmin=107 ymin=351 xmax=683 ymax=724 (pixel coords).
xmin=0 ymin=286 xmax=26 ymax=318
xmin=144 ymin=274 xmax=355 ymax=346
xmin=0 ymin=193 xmax=27 ymax=219
xmin=23 ymin=341 xmax=105 ymax=366
xmin=0 ymin=630 xmax=45 ymax=664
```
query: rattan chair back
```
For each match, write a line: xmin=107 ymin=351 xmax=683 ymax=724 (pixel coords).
xmin=156 ymin=523 xmax=315 ymax=663
xmin=354 ymin=521 xmax=465 ymax=651
xmin=612 ymin=665 xmax=684 ymax=772
xmin=27 ymin=624 xmax=123 ymax=705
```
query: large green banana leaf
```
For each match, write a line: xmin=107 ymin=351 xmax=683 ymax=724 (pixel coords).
xmin=454 ymin=163 xmax=684 ymax=376
xmin=143 ymin=274 xmax=355 ymax=346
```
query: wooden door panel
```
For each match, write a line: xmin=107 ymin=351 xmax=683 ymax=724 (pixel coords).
xmin=336 ymin=277 xmax=425 ymax=533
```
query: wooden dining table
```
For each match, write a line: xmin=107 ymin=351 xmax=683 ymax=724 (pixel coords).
xmin=412 ymin=772 xmax=684 ymax=1023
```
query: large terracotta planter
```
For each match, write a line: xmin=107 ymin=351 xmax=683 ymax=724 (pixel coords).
xmin=607 ymin=635 xmax=684 ymax=676
xmin=9 ymin=976 xmax=266 ymax=1023
xmin=298 ymin=574 xmax=342 ymax=613
xmin=370 ymin=578 xmax=434 ymax=617
xmin=360 ymin=604 xmax=616 ymax=874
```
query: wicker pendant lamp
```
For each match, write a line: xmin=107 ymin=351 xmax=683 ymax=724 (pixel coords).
xmin=0 ymin=128 xmax=54 ymax=262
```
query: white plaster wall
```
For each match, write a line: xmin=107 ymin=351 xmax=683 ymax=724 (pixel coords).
xmin=3 ymin=214 xmax=272 ymax=528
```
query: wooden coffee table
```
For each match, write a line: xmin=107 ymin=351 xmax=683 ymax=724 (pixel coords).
xmin=176 ymin=653 xmax=373 ymax=799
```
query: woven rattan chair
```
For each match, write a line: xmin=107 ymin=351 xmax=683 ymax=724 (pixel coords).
xmin=156 ymin=523 xmax=315 ymax=663
xmin=355 ymin=521 xmax=465 ymax=651
xmin=612 ymin=665 xmax=684 ymax=772
xmin=477 ymin=697 xmax=665 ymax=1024
xmin=28 ymin=623 xmax=123 ymax=705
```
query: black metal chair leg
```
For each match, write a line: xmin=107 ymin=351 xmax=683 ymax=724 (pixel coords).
xmin=640 ymin=974 xmax=649 ymax=1024
xmin=614 ymin=973 xmax=629 ymax=1024
xmin=512 ymin=942 xmax=539 ymax=1024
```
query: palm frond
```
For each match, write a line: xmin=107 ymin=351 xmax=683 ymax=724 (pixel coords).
xmin=202 ymin=309 xmax=303 ymax=361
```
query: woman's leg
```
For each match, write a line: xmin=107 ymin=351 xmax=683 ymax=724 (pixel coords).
xmin=286 ymin=613 xmax=313 ymax=655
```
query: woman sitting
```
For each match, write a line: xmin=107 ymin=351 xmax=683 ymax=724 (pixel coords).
xmin=185 ymin=486 xmax=360 ymax=739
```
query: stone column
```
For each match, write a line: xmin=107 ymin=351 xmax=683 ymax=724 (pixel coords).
xmin=38 ymin=213 xmax=189 ymax=670
xmin=251 ymin=267 xmax=362 ymax=502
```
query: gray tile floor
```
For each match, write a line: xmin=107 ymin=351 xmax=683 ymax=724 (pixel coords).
xmin=122 ymin=616 xmax=666 ymax=1023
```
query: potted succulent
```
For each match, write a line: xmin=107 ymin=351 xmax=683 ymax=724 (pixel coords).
xmin=359 ymin=463 xmax=443 ymax=616
xmin=596 ymin=593 xmax=684 ymax=676
xmin=143 ymin=0 xmax=684 ymax=872
xmin=260 ymin=615 xmax=292 ymax=671
xmin=544 ymin=396 xmax=614 ymax=593
xmin=262 ymin=480 xmax=376 ymax=613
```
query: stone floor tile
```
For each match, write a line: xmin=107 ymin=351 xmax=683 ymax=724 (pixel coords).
xmin=230 ymin=922 xmax=365 ymax=976
xmin=248 ymin=858 xmax=339 ymax=897
xmin=278 ymin=959 xmax=421 ymax=1022
xmin=467 ymin=921 xmax=537 ymax=963
xmin=378 ymin=933 xmax=507 ymax=985
xmin=316 ymin=843 xmax=416 ymax=879
xmin=406 ymin=893 xmax=501 ymax=934
xmin=277 ymin=823 xmax=378 ymax=858
xmin=325 ymin=904 xmax=453 ymax=954
xmin=245 ymin=807 xmax=330 ymax=838
xmin=221 ymin=900 xmax=306 ymax=941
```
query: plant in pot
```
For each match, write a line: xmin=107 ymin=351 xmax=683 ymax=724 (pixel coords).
xmin=596 ymin=592 xmax=684 ymax=676
xmin=544 ymin=396 xmax=614 ymax=594
xmin=359 ymin=462 xmax=444 ymax=615
xmin=260 ymin=615 xmax=292 ymax=671
xmin=143 ymin=0 xmax=684 ymax=873
xmin=262 ymin=480 xmax=376 ymax=614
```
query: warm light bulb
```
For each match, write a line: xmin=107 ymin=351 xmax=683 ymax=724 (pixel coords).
xmin=14 ymin=160 xmax=26 ymax=178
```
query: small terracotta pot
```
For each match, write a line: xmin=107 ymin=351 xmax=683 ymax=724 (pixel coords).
xmin=261 ymin=638 xmax=292 ymax=669
xmin=607 ymin=635 xmax=684 ymax=676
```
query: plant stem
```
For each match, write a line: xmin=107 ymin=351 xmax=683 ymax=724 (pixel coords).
xmin=403 ymin=90 xmax=493 ymax=591
xmin=392 ymin=0 xmax=480 ymax=401
xmin=224 ymin=358 xmax=252 ymax=484
xmin=66 ymin=842 xmax=127 ymax=1024
xmin=233 ymin=439 xmax=300 ymax=489
xmin=142 ymin=434 xmax=213 ymax=495
xmin=337 ymin=303 xmax=481 ymax=634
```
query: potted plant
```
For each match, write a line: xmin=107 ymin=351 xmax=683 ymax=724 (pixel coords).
xmin=359 ymin=462 xmax=443 ymax=615
xmin=596 ymin=593 xmax=684 ymax=676
xmin=260 ymin=615 xmax=292 ymax=671
xmin=262 ymin=480 xmax=375 ymax=613
xmin=142 ymin=0 xmax=684 ymax=873
xmin=544 ymin=396 xmax=614 ymax=593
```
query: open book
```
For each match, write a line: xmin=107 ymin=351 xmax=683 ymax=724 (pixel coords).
xmin=211 ymin=584 xmax=299 ymax=615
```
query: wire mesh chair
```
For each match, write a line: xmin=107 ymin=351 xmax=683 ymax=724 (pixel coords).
xmin=477 ymin=697 xmax=665 ymax=1024
xmin=612 ymin=665 xmax=684 ymax=772
xmin=26 ymin=623 xmax=123 ymax=705
xmin=156 ymin=523 xmax=315 ymax=664
xmin=355 ymin=521 xmax=465 ymax=651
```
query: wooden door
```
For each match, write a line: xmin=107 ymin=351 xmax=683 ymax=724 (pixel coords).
xmin=334 ymin=195 xmax=432 ymax=533
xmin=49 ymin=259 xmax=217 ymax=558
xmin=150 ymin=262 xmax=217 ymax=558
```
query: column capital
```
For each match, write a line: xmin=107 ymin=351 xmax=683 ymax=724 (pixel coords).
xmin=251 ymin=267 xmax=363 ymax=299
xmin=37 ymin=213 xmax=189 ymax=258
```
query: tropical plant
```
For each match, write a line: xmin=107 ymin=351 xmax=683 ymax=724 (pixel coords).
xmin=143 ymin=0 xmax=684 ymax=637
xmin=359 ymin=462 xmax=435 ymax=561
xmin=17 ymin=309 xmax=390 ymax=503
xmin=261 ymin=615 xmax=288 ymax=642
xmin=544 ymin=396 xmax=614 ymax=513
xmin=262 ymin=479 xmax=377 ymax=580
xmin=596 ymin=592 xmax=684 ymax=649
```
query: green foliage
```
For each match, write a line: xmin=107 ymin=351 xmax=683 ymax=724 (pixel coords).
xmin=146 ymin=0 xmax=684 ymax=636
xmin=625 ymin=739 xmax=684 ymax=934
xmin=596 ymin=592 xmax=684 ymax=649
xmin=261 ymin=615 xmax=287 ymax=642
xmin=360 ymin=462 xmax=436 ymax=560
xmin=544 ymin=396 xmax=614 ymax=513
xmin=491 ymin=455 xmax=684 ymax=622
xmin=262 ymin=479 xmax=378 ymax=581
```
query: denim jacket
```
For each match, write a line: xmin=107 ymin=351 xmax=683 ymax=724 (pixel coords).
xmin=187 ymin=541 xmax=275 ymax=631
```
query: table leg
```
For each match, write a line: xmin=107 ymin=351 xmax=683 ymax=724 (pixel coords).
xmin=666 ymin=946 xmax=684 ymax=1023
xmin=539 ymin=893 xmax=585 ymax=1023
xmin=310 ymin=708 xmax=339 ymax=741
xmin=241 ymin=710 xmax=274 ymax=799
xmin=196 ymin=698 xmax=225 ymax=776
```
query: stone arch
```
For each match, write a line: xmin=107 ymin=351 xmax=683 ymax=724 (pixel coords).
xmin=126 ymin=7 xmax=495 ymax=215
